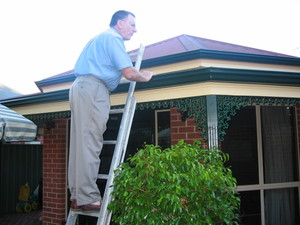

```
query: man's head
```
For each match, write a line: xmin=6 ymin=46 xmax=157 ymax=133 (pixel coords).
xmin=110 ymin=10 xmax=137 ymax=40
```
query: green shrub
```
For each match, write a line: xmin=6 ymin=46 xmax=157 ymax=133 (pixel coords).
xmin=109 ymin=140 xmax=240 ymax=225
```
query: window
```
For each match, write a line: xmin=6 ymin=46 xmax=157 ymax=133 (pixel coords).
xmin=222 ymin=107 xmax=259 ymax=185
xmin=222 ymin=106 xmax=300 ymax=225
xmin=155 ymin=110 xmax=170 ymax=149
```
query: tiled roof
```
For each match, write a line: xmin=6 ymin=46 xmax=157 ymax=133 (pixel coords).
xmin=39 ymin=34 xmax=295 ymax=81
xmin=129 ymin=34 xmax=292 ymax=60
xmin=42 ymin=69 xmax=74 ymax=80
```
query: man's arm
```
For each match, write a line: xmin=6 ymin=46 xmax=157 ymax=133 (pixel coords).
xmin=121 ymin=67 xmax=155 ymax=82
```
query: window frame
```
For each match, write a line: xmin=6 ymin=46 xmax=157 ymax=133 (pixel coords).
xmin=233 ymin=105 xmax=300 ymax=225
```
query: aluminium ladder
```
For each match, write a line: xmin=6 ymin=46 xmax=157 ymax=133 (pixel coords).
xmin=66 ymin=45 xmax=145 ymax=225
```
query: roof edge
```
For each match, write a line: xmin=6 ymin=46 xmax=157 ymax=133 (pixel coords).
xmin=34 ymin=49 xmax=300 ymax=90
xmin=2 ymin=67 xmax=300 ymax=107
xmin=141 ymin=49 xmax=300 ymax=68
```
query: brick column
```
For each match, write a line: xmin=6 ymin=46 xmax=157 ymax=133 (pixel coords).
xmin=170 ymin=107 xmax=205 ymax=146
xmin=43 ymin=118 xmax=68 ymax=225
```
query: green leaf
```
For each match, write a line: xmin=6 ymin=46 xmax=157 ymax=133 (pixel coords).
xmin=109 ymin=140 xmax=240 ymax=224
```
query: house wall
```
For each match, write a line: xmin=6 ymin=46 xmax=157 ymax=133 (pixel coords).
xmin=42 ymin=118 xmax=68 ymax=225
xmin=40 ymin=104 xmax=300 ymax=224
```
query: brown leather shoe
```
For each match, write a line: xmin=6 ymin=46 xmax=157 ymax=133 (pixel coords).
xmin=82 ymin=203 xmax=101 ymax=212
xmin=71 ymin=200 xmax=81 ymax=211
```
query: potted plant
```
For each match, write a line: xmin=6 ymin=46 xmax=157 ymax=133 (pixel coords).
xmin=109 ymin=140 xmax=240 ymax=224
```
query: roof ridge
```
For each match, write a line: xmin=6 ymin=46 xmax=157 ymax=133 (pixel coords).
xmin=178 ymin=34 xmax=208 ymax=51
xmin=143 ymin=35 xmax=183 ymax=50
xmin=186 ymin=35 xmax=292 ymax=57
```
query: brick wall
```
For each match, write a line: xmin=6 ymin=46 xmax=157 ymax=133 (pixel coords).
xmin=170 ymin=107 xmax=206 ymax=146
xmin=43 ymin=118 xmax=68 ymax=225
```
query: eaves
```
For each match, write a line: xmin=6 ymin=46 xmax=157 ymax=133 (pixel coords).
xmin=141 ymin=49 xmax=300 ymax=68
xmin=2 ymin=67 xmax=300 ymax=107
xmin=34 ymin=49 xmax=300 ymax=90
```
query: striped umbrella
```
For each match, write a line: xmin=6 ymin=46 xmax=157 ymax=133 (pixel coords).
xmin=0 ymin=104 xmax=37 ymax=142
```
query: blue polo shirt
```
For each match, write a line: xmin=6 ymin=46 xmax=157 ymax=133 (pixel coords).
xmin=74 ymin=28 xmax=133 ymax=91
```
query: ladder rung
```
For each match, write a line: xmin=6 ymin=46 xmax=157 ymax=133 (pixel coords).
xmin=103 ymin=140 xmax=117 ymax=145
xmin=97 ymin=174 xmax=109 ymax=180
xmin=109 ymin=108 xmax=124 ymax=114
xmin=128 ymin=52 xmax=138 ymax=57
xmin=119 ymin=79 xmax=130 ymax=84
xmin=70 ymin=210 xmax=99 ymax=217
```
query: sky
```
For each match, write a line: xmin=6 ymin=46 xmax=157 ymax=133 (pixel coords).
xmin=0 ymin=0 xmax=300 ymax=95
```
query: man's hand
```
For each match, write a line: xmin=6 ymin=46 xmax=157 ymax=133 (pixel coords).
xmin=121 ymin=67 xmax=156 ymax=82
xmin=140 ymin=71 xmax=156 ymax=81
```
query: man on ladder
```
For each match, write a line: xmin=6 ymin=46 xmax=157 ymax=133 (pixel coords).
xmin=68 ymin=10 xmax=155 ymax=213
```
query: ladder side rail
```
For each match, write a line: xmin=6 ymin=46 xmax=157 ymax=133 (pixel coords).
xmin=105 ymin=211 xmax=112 ymax=225
xmin=97 ymin=98 xmax=136 ymax=225
xmin=134 ymin=45 xmax=145 ymax=73
xmin=97 ymin=92 xmax=137 ymax=225
xmin=115 ymin=44 xmax=144 ymax=165
xmin=126 ymin=45 xmax=145 ymax=100
xmin=65 ymin=210 xmax=78 ymax=225
xmin=119 ymin=99 xmax=137 ymax=164
xmin=97 ymin=45 xmax=145 ymax=225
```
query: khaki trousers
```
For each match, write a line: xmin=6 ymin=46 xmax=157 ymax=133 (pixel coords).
xmin=68 ymin=75 xmax=110 ymax=206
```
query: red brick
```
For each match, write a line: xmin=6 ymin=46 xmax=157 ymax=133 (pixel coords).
xmin=172 ymin=133 xmax=186 ymax=139
xmin=56 ymin=193 xmax=65 ymax=199
xmin=53 ymin=158 xmax=65 ymax=164
xmin=187 ymin=120 xmax=197 ymax=126
xmin=46 ymin=173 xmax=59 ymax=179
xmin=52 ymin=208 xmax=65 ymax=214
xmin=54 ymin=183 xmax=66 ymax=189
xmin=47 ymin=144 xmax=57 ymax=148
xmin=51 ymin=197 xmax=65 ymax=204
xmin=179 ymin=126 xmax=195 ymax=132
xmin=53 ymin=168 xmax=65 ymax=173
xmin=52 ymin=218 xmax=65 ymax=224
xmin=43 ymin=158 xmax=53 ymax=164
xmin=48 ymin=193 xmax=57 ymax=198
xmin=171 ymin=127 xmax=178 ymax=133
xmin=48 ymin=134 xmax=57 ymax=139
xmin=56 ymin=163 xmax=66 ymax=169
xmin=43 ymin=217 xmax=52 ymax=222
xmin=171 ymin=114 xmax=179 ymax=121
xmin=171 ymin=121 xmax=186 ymax=127
xmin=55 ymin=138 xmax=67 ymax=143
xmin=185 ymin=140 xmax=194 ymax=144
xmin=43 ymin=139 xmax=53 ymax=144
xmin=53 ymin=178 xmax=65 ymax=184
xmin=187 ymin=133 xmax=201 ymax=139
xmin=53 ymin=149 xmax=63 ymax=153
xmin=170 ymin=107 xmax=179 ymax=113
xmin=44 ymin=197 xmax=54 ymax=203
xmin=43 ymin=168 xmax=52 ymax=173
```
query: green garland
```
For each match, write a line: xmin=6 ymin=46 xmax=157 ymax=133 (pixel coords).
xmin=217 ymin=96 xmax=300 ymax=140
